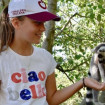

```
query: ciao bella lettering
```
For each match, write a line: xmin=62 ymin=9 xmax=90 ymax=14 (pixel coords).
xmin=8 ymin=68 xmax=46 ymax=101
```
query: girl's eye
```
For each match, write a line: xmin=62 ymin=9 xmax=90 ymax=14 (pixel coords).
xmin=33 ymin=21 xmax=44 ymax=25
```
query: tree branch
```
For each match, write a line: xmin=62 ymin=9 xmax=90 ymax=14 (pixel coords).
xmin=56 ymin=64 xmax=74 ymax=84
xmin=64 ymin=61 xmax=88 ymax=72
xmin=55 ymin=12 xmax=86 ymax=39
xmin=55 ymin=12 xmax=78 ymax=39
xmin=56 ymin=63 xmax=83 ymax=97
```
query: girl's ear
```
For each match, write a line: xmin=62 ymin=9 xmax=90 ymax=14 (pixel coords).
xmin=11 ymin=18 xmax=20 ymax=29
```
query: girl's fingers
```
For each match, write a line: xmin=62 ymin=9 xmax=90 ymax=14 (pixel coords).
xmin=85 ymin=78 xmax=105 ymax=91
xmin=99 ymin=83 xmax=105 ymax=91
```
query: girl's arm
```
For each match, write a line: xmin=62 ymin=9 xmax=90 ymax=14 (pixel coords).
xmin=46 ymin=73 xmax=105 ymax=105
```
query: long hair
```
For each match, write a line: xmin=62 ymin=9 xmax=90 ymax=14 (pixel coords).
xmin=0 ymin=5 xmax=25 ymax=53
xmin=0 ymin=5 xmax=14 ymax=52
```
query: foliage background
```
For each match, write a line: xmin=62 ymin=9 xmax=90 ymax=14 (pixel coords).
xmin=1 ymin=0 xmax=105 ymax=104
xmin=54 ymin=0 xmax=105 ymax=104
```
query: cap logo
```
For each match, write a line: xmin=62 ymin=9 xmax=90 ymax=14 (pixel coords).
xmin=12 ymin=9 xmax=26 ymax=16
xmin=38 ymin=0 xmax=47 ymax=9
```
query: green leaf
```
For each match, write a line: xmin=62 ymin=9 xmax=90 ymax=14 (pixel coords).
xmin=69 ymin=0 xmax=74 ymax=2
xmin=61 ymin=0 xmax=64 ymax=2
xmin=98 ymin=0 xmax=103 ymax=4
xmin=57 ymin=57 xmax=63 ymax=63
xmin=75 ymin=54 xmax=82 ymax=60
xmin=58 ymin=84 xmax=65 ymax=89
xmin=68 ymin=59 xmax=74 ymax=64
xmin=66 ymin=0 xmax=69 ymax=2
xmin=100 ymin=8 xmax=105 ymax=14
xmin=90 ymin=13 xmax=95 ymax=19
xmin=93 ymin=6 xmax=97 ymax=10
xmin=97 ymin=14 xmax=101 ymax=21
xmin=55 ymin=74 xmax=58 ymax=77
xmin=87 ymin=4 xmax=93 ymax=7
xmin=98 ymin=4 xmax=102 ymax=9
xmin=83 ymin=4 xmax=86 ymax=7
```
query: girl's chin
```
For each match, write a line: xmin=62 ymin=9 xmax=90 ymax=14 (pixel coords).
xmin=33 ymin=41 xmax=40 ymax=44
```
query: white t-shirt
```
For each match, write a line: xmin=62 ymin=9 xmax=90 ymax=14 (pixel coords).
xmin=0 ymin=46 xmax=57 ymax=105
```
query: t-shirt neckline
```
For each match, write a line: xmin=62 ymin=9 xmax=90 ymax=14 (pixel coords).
xmin=8 ymin=46 xmax=35 ymax=58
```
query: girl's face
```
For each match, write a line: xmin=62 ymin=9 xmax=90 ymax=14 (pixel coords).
xmin=13 ymin=17 xmax=45 ymax=44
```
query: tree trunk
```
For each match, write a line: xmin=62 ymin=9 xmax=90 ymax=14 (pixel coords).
xmin=42 ymin=0 xmax=57 ymax=53
xmin=1 ymin=0 xmax=10 ymax=7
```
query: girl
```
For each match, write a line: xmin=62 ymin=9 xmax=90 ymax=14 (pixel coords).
xmin=0 ymin=0 xmax=105 ymax=105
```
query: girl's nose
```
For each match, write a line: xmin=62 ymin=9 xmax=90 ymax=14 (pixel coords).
xmin=40 ymin=23 xmax=46 ymax=32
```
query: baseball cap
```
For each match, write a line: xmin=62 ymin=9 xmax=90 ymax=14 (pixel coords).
xmin=8 ymin=0 xmax=61 ymax=22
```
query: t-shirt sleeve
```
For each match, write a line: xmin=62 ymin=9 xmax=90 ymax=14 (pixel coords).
xmin=44 ymin=49 xmax=57 ymax=75
xmin=43 ymin=49 xmax=57 ymax=75
xmin=48 ymin=54 xmax=57 ymax=75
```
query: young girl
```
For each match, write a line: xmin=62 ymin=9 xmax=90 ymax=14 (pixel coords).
xmin=0 ymin=0 xmax=105 ymax=105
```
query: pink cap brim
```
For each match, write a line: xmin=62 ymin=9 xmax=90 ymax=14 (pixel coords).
xmin=26 ymin=11 xmax=61 ymax=22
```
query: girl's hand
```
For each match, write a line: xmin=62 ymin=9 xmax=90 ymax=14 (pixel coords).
xmin=84 ymin=77 xmax=105 ymax=91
